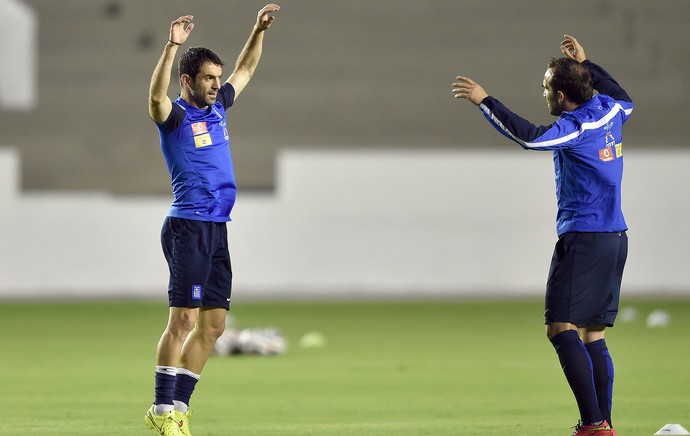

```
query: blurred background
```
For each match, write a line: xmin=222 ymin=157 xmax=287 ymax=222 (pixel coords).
xmin=1 ymin=0 xmax=689 ymax=300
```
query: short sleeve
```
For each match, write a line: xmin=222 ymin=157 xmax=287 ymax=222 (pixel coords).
xmin=157 ymin=103 xmax=187 ymax=133
xmin=218 ymin=83 xmax=236 ymax=109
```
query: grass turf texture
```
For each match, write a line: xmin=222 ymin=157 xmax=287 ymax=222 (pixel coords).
xmin=1 ymin=298 xmax=689 ymax=435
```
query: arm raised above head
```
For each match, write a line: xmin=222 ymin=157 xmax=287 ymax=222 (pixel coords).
xmin=227 ymin=4 xmax=280 ymax=99
xmin=560 ymin=34 xmax=587 ymax=63
xmin=149 ymin=15 xmax=195 ymax=123
xmin=560 ymin=34 xmax=631 ymax=103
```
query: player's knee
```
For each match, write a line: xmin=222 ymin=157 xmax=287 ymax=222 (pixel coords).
xmin=196 ymin=309 xmax=227 ymax=341
xmin=581 ymin=324 xmax=606 ymax=344
xmin=198 ymin=321 xmax=225 ymax=341
xmin=545 ymin=322 xmax=576 ymax=340
xmin=167 ymin=310 xmax=198 ymax=336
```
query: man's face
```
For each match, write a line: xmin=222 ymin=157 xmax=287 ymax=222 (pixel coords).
xmin=543 ymin=68 xmax=564 ymax=116
xmin=186 ymin=62 xmax=223 ymax=108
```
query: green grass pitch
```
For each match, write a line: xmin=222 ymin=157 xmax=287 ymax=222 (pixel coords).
xmin=1 ymin=297 xmax=689 ymax=435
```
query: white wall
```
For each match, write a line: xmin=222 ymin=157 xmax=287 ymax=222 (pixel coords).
xmin=0 ymin=146 xmax=688 ymax=300
xmin=0 ymin=0 xmax=36 ymax=110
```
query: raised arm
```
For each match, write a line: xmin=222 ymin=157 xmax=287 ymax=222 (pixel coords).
xmin=149 ymin=15 xmax=194 ymax=123
xmin=227 ymin=4 xmax=280 ymax=99
xmin=451 ymin=76 xmax=488 ymax=106
xmin=452 ymin=76 xmax=563 ymax=148
xmin=560 ymin=34 xmax=632 ymax=103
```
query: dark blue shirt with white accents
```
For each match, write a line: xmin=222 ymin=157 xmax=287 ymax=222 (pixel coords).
xmin=478 ymin=60 xmax=633 ymax=236
xmin=156 ymin=83 xmax=236 ymax=222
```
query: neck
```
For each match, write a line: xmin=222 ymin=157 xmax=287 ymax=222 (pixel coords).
xmin=181 ymin=92 xmax=208 ymax=110
xmin=563 ymin=101 xmax=579 ymax=112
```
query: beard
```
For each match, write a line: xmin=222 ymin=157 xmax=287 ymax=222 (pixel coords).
xmin=189 ymin=89 xmax=216 ymax=109
xmin=548 ymin=99 xmax=565 ymax=116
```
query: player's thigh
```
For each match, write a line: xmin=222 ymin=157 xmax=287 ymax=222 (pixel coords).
xmin=545 ymin=232 xmax=626 ymax=326
xmin=200 ymin=223 xmax=232 ymax=309
xmin=545 ymin=232 xmax=579 ymax=324
xmin=164 ymin=217 xmax=216 ymax=307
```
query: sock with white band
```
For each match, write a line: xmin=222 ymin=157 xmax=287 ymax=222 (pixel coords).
xmin=173 ymin=367 xmax=201 ymax=413
xmin=153 ymin=365 xmax=177 ymax=415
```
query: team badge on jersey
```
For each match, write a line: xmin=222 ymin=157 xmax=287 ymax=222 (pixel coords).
xmin=599 ymin=143 xmax=623 ymax=162
xmin=191 ymin=122 xmax=213 ymax=148
xmin=192 ymin=284 xmax=202 ymax=300
xmin=194 ymin=133 xmax=212 ymax=148
xmin=220 ymin=120 xmax=229 ymax=140
xmin=599 ymin=131 xmax=622 ymax=162
xmin=599 ymin=146 xmax=614 ymax=162
xmin=191 ymin=122 xmax=208 ymax=135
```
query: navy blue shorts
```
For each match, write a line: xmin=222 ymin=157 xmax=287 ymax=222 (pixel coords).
xmin=544 ymin=231 xmax=627 ymax=327
xmin=161 ymin=217 xmax=232 ymax=309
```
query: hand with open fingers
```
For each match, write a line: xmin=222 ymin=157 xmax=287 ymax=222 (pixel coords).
xmin=452 ymin=76 xmax=489 ymax=106
xmin=257 ymin=4 xmax=280 ymax=31
xmin=561 ymin=34 xmax=586 ymax=63
xmin=169 ymin=15 xmax=194 ymax=45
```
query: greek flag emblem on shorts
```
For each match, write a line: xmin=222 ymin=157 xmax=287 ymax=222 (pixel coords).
xmin=192 ymin=285 xmax=202 ymax=300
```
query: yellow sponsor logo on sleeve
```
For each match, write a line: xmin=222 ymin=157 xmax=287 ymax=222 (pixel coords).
xmin=194 ymin=133 xmax=212 ymax=148
xmin=615 ymin=143 xmax=623 ymax=158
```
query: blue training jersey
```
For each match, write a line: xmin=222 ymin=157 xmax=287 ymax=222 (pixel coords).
xmin=156 ymin=83 xmax=236 ymax=222
xmin=477 ymin=60 xmax=633 ymax=236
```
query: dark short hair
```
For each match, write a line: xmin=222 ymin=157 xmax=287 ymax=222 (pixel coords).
xmin=178 ymin=47 xmax=224 ymax=80
xmin=547 ymin=57 xmax=593 ymax=105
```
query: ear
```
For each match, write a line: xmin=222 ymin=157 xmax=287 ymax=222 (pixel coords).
xmin=557 ymin=90 xmax=566 ymax=104
xmin=180 ymin=74 xmax=192 ymax=89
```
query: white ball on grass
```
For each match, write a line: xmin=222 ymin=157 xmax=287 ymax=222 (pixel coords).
xmin=646 ymin=309 xmax=671 ymax=328
xmin=299 ymin=331 xmax=326 ymax=349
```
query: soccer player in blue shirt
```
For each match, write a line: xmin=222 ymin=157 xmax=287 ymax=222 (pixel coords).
xmin=144 ymin=5 xmax=280 ymax=436
xmin=452 ymin=35 xmax=632 ymax=436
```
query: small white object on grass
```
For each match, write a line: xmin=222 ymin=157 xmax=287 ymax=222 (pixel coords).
xmin=654 ymin=423 xmax=690 ymax=435
xmin=299 ymin=331 xmax=326 ymax=349
xmin=646 ymin=309 xmax=671 ymax=328
xmin=618 ymin=306 xmax=638 ymax=322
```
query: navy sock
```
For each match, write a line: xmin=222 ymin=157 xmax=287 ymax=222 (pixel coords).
xmin=154 ymin=366 xmax=177 ymax=406
xmin=585 ymin=339 xmax=614 ymax=427
xmin=550 ymin=330 xmax=603 ymax=425
xmin=173 ymin=369 xmax=200 ymax=408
